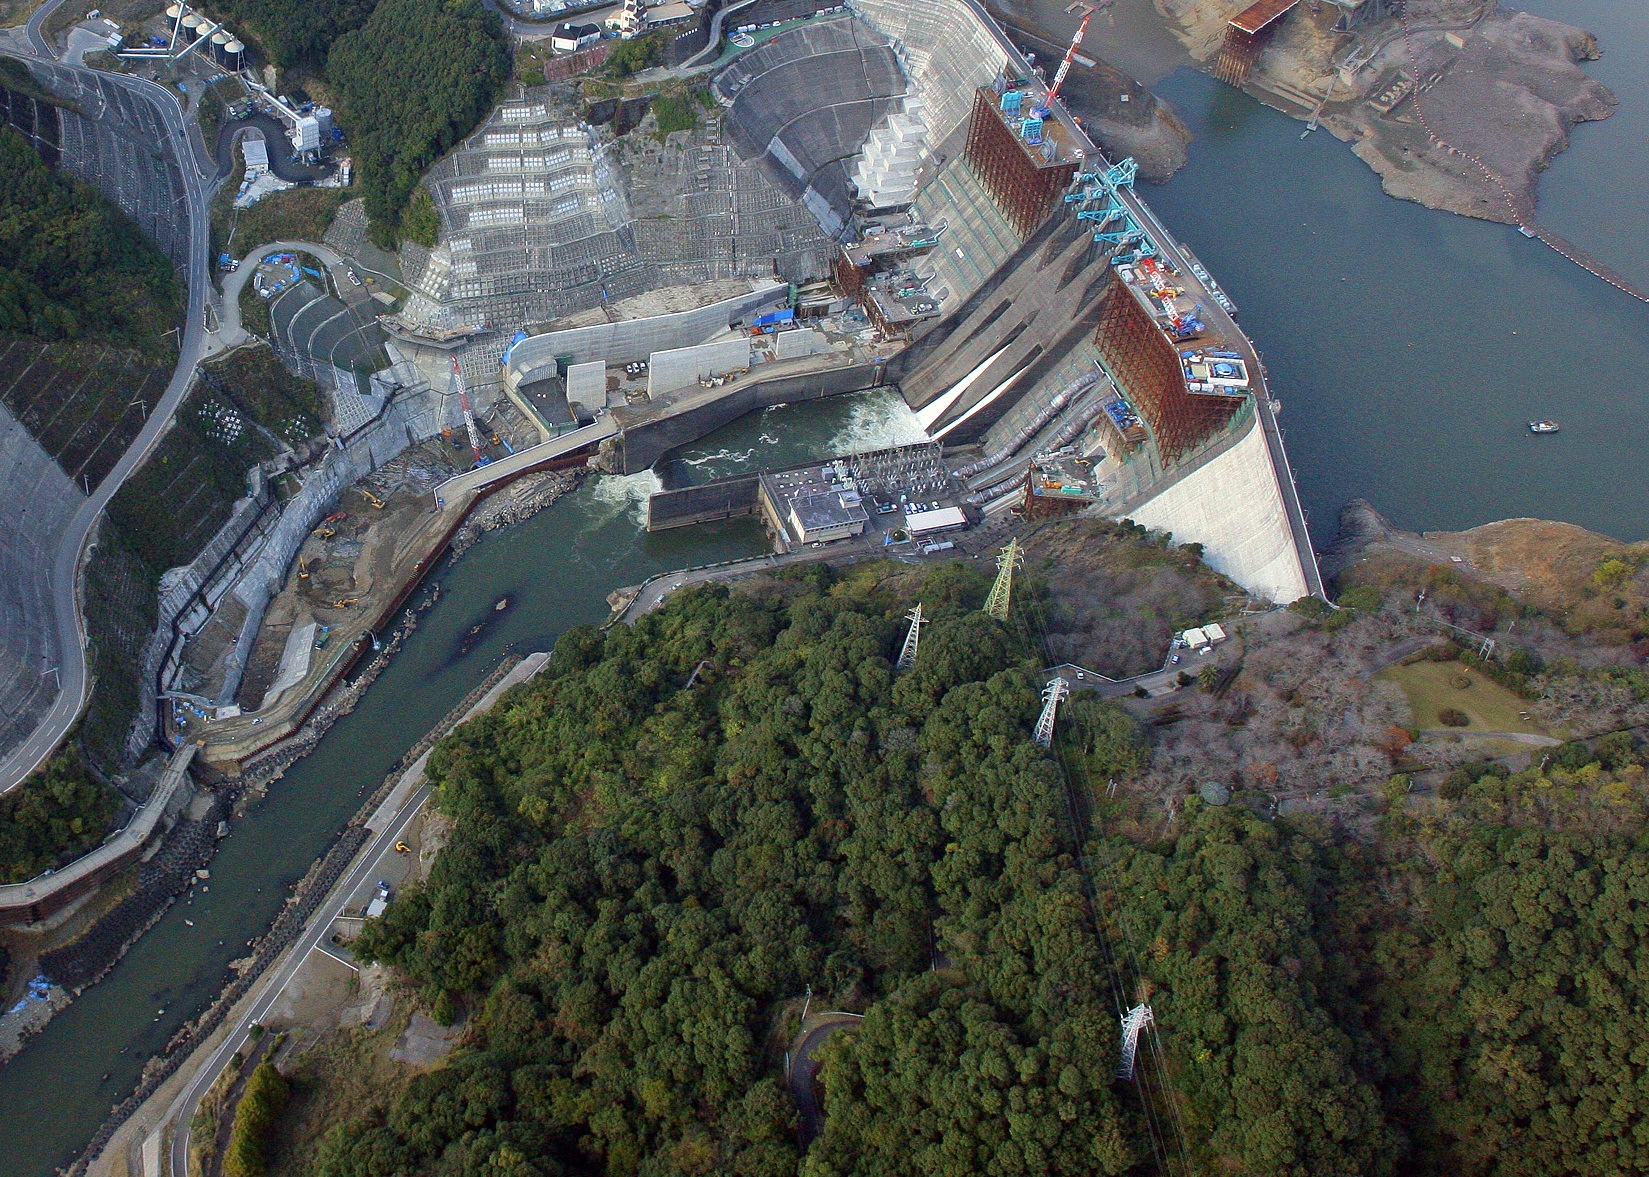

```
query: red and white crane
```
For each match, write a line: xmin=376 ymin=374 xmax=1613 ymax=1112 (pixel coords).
xmin=449 ymin=356 xmax=488 ymax=466
xmin=1044 ymin=12 xmax=1091 ymax=109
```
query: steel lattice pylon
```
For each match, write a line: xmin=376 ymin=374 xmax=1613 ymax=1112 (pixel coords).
xmin=1033 ymin=676 xmax=1069 ymax=748
xmin=896 ymin=603 xmax=927 ymax=671
xmin=1117 ymin=1003 xmax=1155 ymax=1080
xmin=983 ymin=538 xmax=1023 ymax=621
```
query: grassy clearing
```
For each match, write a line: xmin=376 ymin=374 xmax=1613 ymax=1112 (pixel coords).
xmin=1378 ymin=660 xmax=1546 ymax=734
xmin=267 ymin=998 xmax=419 ymax=1177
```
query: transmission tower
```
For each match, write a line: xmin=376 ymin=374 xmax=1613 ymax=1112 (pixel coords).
xmin=896 ymin=603 xmax=927 ymax=671
xmin=983 ymin=538 xmax=1023 ymax=621
xmin=1033 ymin=676 xmax=1069 ymax=748
xmin=1117 ymin=1004 xmax=1155 ymax=1080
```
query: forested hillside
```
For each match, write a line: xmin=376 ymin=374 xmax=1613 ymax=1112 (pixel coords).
xmin=0 ymin=127 xmax=179 ymax=347
xmin=326 ymin=0 xmax=507 ymax=243
xmin=313 ymin=559 xmax=1649 ymax=1177
xmin=200 ymin=0 xmax=505 ymax=241
xmin=325 ymin=563 xmax=1141 ymax=1176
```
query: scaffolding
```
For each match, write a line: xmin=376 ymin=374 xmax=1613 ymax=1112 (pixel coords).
xmin=1213 ymin=0 xmax=1300 ymax=87
xmin=1092 ymin=275 xmax=1241 ymax=465
xmin=961 ymin=89 xmax=1078 ymax=242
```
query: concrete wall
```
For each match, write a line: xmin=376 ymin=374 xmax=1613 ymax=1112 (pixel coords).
xmin=566 ymin=361 xmax=605 ymax=410
xmin=648 ymin=339 xmax=752 ymax=397
xmin=619 ymin=363 xmax=884 ymax=471
xmin=646 ymin=476 xmax=761 ymax=530
xmin=1121 ymin=416 xmax=1310 ymax=604
xmin=504 ymin=284 xmax=785 ymax=390
xmin=0 ymin=746 xmax=197 ymax=926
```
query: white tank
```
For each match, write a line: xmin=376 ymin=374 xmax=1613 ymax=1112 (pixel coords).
xmin=224 ymin=38 xmax=244 ymax=54
xmin=211 ymin=29 xmax=231 ymax=44
xmin=165 ymin=4 xmax=182 ymax=19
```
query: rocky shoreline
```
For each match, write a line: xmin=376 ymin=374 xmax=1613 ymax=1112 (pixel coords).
xmin=1160 ymin=0 xmax=1615 ymax=224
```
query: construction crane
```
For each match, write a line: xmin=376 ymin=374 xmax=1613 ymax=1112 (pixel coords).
xmin=1035 ymin=12 xmax=1091 ymax=117
xmin=449 ymin=356 xmax=488 ymax=467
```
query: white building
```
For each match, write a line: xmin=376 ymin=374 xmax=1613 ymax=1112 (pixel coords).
xmin=551 ymin=21 xmax=601 ymax=51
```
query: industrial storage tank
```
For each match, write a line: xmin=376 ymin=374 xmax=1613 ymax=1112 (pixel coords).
xmin=164 ymin=4 xmax=182 ymax=19
xmin=223 ymin=37 xmax=244 ymax=64
xmin=180 ymin=11 xmax=203 ymax=39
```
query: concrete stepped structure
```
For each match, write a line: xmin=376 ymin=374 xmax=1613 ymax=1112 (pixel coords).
xmin=851 ymin=104 xmax=929 ymax=210
xmin=846 ymin=0 xmax=1320 ymax=602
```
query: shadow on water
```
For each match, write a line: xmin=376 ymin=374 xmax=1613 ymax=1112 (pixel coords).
xmin=449 ymin=589 xmax=521 ymax=663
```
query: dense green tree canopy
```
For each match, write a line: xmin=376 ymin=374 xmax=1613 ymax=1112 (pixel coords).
xmin=335 ymin=565 xmax=1142 ymax=1174
xmin=325 ymin=0 xmax=507 ymax=242
xmin=311 ymin=558 xmax=1649 ymax=1177
xmin=0 ymin=752 xmax=120 ymax=882
xmin=206 ymin=0 xmax=381 ymax=71
xmin=0 ymin=128 xmax=179 ymax=346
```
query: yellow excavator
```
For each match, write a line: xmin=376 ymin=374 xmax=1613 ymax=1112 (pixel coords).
xmin=298 ymin=557 xmax=310 ymax=580
xmin=316 ymin=526 xmax=336 ymax=540
xmin=359 ymin=488 xmax=386 ymax=510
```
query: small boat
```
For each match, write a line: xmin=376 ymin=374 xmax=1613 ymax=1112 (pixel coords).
xmin=1528 ymin=420 xmax=1560 ymax=434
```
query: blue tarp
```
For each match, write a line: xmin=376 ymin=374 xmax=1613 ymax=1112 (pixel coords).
xmin=752 ymin=309 xmax=794 ymax=327
xmin=500 ymin=329 xmax=529 ymax=366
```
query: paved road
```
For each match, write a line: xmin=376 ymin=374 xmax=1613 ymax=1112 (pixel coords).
xmin=24 ymin=0 xmax=65 ymax=55
xmin=217 ymin=238 xmax=368 ymax=346
xmin=788 ymin=1014 xmax=861 ymax=1143
xmin=0 ymin=45 xmax=215 ymax=793
xmin=165 ymin=784 xmax=430 ymax=1177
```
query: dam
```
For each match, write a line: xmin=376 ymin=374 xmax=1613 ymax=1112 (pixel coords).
xmin=397 ymin=0 xmax=1321 ymax=602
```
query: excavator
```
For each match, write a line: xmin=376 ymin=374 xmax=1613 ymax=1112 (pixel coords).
xmin=298 ymin=557 xmax=310 ymax=580
xmin=359 ymin=488 xmax=386 ymax=510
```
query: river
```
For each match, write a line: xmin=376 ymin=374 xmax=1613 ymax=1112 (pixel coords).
xmin=0 ymin=393 xmax=930 ymax=1177
xmin=5 ymin=2 xmax=1645 ymax=1170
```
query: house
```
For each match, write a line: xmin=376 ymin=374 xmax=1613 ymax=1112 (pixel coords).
xmin=551 ymin=21 xmax=602 ymax=51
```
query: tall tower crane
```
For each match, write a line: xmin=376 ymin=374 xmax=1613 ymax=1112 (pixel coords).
xmin=449 ymin=356 xmax=488 ymax=467
xmin=1034 ymin=12 xmax=1091 ymax=117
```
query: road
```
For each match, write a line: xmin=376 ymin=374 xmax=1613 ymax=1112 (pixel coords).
xmin=787 ymin=1014 xmax=861 ymax=1143
xmin=0 ymin=35 xmax=216 ymax=793
xmin=164 ymin=784 xmax=430 ymax=1177
xmin=216 ymin=238 xmax=371 ymax=346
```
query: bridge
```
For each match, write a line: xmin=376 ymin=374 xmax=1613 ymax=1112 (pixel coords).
xmin=430 ymin=417 xmax=618 ymax=507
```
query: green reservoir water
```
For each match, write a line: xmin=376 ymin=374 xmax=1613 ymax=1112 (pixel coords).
xmin=4 ymin=2 xmax=1646 ymax=1168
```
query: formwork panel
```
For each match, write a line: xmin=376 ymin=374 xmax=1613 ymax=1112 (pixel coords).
xmin=1093 ymin=276 xmax=1238 ymax=464
xmin=961 ymin=90 xmax=1076 ymax=242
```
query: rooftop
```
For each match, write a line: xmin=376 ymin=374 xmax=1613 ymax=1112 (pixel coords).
xmin=1027 ymin=450 xmax=1101 ymax=502
xmin=1229 ymin=0 xmax=1299 ymax=35
xmin=842 ymin=224 xmax=943 ymax=267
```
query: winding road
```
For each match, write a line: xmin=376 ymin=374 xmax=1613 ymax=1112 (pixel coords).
xmin=787 ymin=1013 xmax=861 ymax=1143
xmin=0 ymin=10 xmax=217 ymax=793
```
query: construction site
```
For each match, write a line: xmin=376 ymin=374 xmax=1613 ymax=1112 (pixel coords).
xmin=112 ymin=0 xmax=1334 ymax=776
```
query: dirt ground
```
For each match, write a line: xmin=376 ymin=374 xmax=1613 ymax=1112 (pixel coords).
xmin=236 ymin=441 xmax=463 ymax=712
xmin=1152 ymin=0 xmax=1613 ymax=224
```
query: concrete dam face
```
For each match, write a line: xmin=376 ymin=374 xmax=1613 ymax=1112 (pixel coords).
xmin=478 ymin=0 xmax=1319 ymax=603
